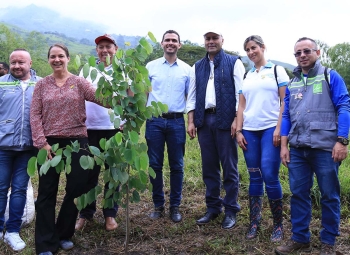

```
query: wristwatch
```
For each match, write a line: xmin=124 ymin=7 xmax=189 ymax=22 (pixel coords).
xmin=337 ymin=137 xmax=349 ymax=145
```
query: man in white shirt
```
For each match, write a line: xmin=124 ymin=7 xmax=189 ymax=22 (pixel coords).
xmin=75 ymin=34 xmax=120 ymax=231
xmin=186 ymin=30 xmax=245 ymax=229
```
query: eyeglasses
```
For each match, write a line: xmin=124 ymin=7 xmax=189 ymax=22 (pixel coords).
xmin=294 ymin=49 xmax=317 ymax=57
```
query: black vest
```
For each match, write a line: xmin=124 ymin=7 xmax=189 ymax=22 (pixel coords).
xmin=194 ymin=50 xmax=239 ymax=129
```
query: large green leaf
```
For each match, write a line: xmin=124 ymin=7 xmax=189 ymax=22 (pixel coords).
xmin=117 ymin=168 xmax=129 ymax=184
xmin=124 ymin=57 xmax=133 ymax=65
xmin=74 ymin=55 xmax=81 ymax=70
xmin=89 ymin=146 xmax=101 ymax=156
xmin=148 ymin=31 xmax=157 ymax=43
xmin=90 ymin=69 xmax=97 ymax=82
xmin=139 ymin=152 xmax=149 ymax=170
xmin=124 ymin=149 xmax=133 ymax=163
xmin=37 ymin=149 xmax=47 ymax=165
xmin=50 ymin=155 xmax=62 ymax=167
xmin=99 ymin=138 xmax=106 ymax=150
xmin=39 ymin=161 xmax=51 ymax=176
xmin=82 ymin=63 xmax=90 ymax=78
xmin=55 ymin=160 xmax=64 ymax=174
xmin=157 ymin=101 xmax=168 ymax=113
xmin=136 ymin=65 xmax=148 ymax=76
xmin=27 ymin=157 xmax=37 ymax=177
xmin=114 ymin=105 xmax=123 ymax=115
xmin=116 ymin=49 xmax=123 ymax=59
xmin=88 ymin=56 xmax=96 ymax=67
xmin=148 ymin=167 xmax=156 ymax=179
xmin=132 ymin=190 xmax=140 ymax=203
xmin=114 ymin=118 xmax=121 ymax=129
xmin=114 ymin=132 xmax=123 ymax=145
xmin=65 ymin=164 xmax=71 ymax=174
xmin=139 ymin=38 xmax=153 ymax=54
xmin=139 ymin=170 xmax=148 ymax=184
xmin=79 ymin=155 xmax=95 ymax=170
xmin=51 ymin=143 xmax=59 ymax=152
xmin=128 ymin=131 xmax=139 ymax=144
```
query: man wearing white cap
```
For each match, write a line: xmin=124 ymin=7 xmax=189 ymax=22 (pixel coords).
xmin=75 ymin=34 xmax=120 ymax=231
xmin=186 ymin=30 xmax=245 ymax=229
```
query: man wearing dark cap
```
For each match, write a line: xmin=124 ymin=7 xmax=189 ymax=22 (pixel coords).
xmin=75 ymin=34 xmax=120 ymax=231
xmin=186 ymin=30 xmax=245 ymax=229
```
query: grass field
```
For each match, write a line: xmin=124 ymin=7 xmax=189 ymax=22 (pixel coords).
xmin=0 ymin=121 xmax=349 ymax=254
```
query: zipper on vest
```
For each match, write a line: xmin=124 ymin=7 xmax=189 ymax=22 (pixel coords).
xmin=20 ymin=87 xmax=25 ymax=146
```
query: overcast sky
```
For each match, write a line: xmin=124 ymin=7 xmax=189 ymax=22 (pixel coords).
xmin=3 ymin=0 xmax=350 ymax=65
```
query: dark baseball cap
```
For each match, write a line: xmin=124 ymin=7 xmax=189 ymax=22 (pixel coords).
xmin=95 ymin=34 xmax=117 ymax=46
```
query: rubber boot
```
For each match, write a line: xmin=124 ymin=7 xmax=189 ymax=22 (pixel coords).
xmin=269 ymin=198 xmax=284 ymax=242
xmin=246 ymin=196 xmax=262 ymax=240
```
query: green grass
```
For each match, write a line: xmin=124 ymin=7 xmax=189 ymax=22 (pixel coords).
xmin=1 ymin=119 xmax=350 ymax=254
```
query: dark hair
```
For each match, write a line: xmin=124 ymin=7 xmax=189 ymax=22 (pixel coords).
xmin=0 ymin=62 xmax=9 ymax=70
xmin=295 ymin=37 xmax=318 ymax=49
xmin=161 ymin=30 xmax=180 ymax=43
xmin=243 ymin=35 xmax=265 ymax=50
xmin=47 ymin=43 xmax=70 ymax=59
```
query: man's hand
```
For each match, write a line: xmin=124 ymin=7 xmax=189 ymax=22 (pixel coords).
xmin=187 ymin=123 xmax=197 ymax=139
xmin=332 ymin=142 xmax=348 ymax=162
xmin=280 ymin=136 xmax=290 ymax=167
xmin=187 ymin=110 xmax=196 ymax=139
xmin=231 ymin=118 xmax=237 ymax=138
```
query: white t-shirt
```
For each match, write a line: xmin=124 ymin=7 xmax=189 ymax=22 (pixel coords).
xmin=240 ymin=62 xmax=289 ymax=130
xmin=80 ymin=65 xmax=120 ymax=130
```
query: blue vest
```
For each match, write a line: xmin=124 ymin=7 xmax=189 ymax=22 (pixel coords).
xmin=194 ymin=50 xmax=239 ymax=130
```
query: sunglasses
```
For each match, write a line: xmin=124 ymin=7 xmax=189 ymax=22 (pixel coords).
xmin=294 ymin=49 xmax=317 ymax=57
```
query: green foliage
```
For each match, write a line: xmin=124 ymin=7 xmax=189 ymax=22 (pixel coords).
xmin=317 ymin=39 xmax=350 ymax=91
xmin=27 ymin=33 xmax=166 ymax=249
xmin=145 ymin=40 xmax=240 ymax=67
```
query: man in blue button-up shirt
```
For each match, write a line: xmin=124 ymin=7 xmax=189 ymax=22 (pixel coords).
xmin=145 ymin=30 xmax=191 ymax=223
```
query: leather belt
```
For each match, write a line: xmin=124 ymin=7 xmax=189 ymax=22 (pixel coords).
xmin=161 ymin=112 xmax=184 ymax=119
xmin=205 ymin=107 xmax=216 ymax=114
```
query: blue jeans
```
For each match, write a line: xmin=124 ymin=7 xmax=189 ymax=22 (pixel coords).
xmin=288 ymin=147 xmax=340 ymax=245
xmin=0 ymin=150 xmax=32 ymax=233
xmin=242 ymin=127 xmax=282 ymax=199
xmin=197 ymin=113 xmax=240 ymax=215
xmin=145 ymin=116 xmax=185 ymax=208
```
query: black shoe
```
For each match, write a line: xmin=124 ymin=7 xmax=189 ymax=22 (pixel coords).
xmin=222 ymin=214 xmax=236 ymax=229
xmin=149 ymin=206 xmax=164 ymax=220
xmin=170 ymin=207 xmax=182 ymax=223
xmin=196 ymin=212 xmax=219 ymax=225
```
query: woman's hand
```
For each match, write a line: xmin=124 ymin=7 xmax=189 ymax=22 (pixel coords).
xmin=42 ymin=144 xmax=53 ymax=160
xmin=273 ymin=128 xmax=281 ymax=147
xmin=236 ymin=132 xmax=247 ymax=150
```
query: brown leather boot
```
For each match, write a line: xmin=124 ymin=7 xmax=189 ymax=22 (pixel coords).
xmin=105 ymin=217 xmax=118 ymax=231
xmin=75 ymin=218 xmax=87 ymax=230
xmin=275 ymin=239 xmax=311 ymax=254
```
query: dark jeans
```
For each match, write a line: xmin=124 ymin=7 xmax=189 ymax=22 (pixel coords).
xmin=35 ymin=137 xmax=89 ymax=254
xmin=288 ymin=147 xmax=340 ymax=245
xmin=79 ymin=129 xmax=119 ymax=219
xmin=242 ymin=127 xmax=282 ymax=200
xmin=145 ymin=116 xmax=186 ymax=208
xmin=0 ymin=149 xmax=33 ymax=233
xmin=197 ymin=113 xmax=240 ymax=215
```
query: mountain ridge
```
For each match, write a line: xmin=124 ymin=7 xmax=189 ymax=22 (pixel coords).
xmin=0 ymin=4 xmax=295 ymax=70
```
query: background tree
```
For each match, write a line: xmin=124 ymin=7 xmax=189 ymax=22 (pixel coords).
xmin=0 ymin=24 xmax=24 ymax=62
xmin=327 ymin=43 xmax=350 ymax=90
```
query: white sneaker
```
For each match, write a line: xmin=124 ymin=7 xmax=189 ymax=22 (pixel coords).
xmin=4 ymin=232 xmax=26 ymax=251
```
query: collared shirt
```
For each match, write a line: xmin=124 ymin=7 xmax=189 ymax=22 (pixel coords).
xmin=186 ymin=58 xmax=245 ymax=113
xmin=240 ymin=62 xmax=289 ymax=130
xmin=146 ymin=57 xmax=191 ymax=113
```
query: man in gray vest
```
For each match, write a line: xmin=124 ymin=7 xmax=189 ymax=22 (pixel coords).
xmin=186 ymin=30 xmax=245 ymax=229
xmin=275 ymin=37 xmax=350 ymax=255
